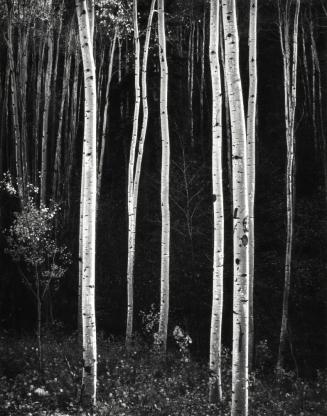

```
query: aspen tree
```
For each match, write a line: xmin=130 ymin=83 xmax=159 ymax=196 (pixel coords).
xmin=200 ymin=8 xmax=206 ymax=143
xmin=98 ymin=28 xmax=118 ymax=199
xmin=222 ymin=1 xmax=249 ymax=414
xmin=157 ymin=0 xmax=171 ymax=355
xmin=34 ymin=32 xmax=46 ymax=186
xmin=209 ymin=0 xmax=224 ymax=404
xmin=126 ymin=0 xmax=156 ymax=348
xmin=247 ymin=0 xmax=257 ymax=373
xmin=6 ymin=0 xmax=24 ymax=201
xmin=188 ymin=21 xmax=195 ymax=147
xmin=277 ymin=0 xmax=300 ymax=372
xmin=52 ymin=23 xmax=73 ymax=201
xmin=76 ymin=0 xmax=97 ymax=405
xmin=126 ymin=0 xmax=141 ymax=349
xmin=40 ymin=23 xmax=53 ymax=205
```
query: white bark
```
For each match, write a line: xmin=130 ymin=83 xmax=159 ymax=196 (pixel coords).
xmin=126 ymin=0 xmax=156 ymax=349
xmin=209 ymin=0 xmax=224 ymax=404
xmin=126 ymin=0 xmax=141 ymax=349
xmin=76 ymin=0 xmax=97 ymax=406
xmin=222 ymin=1 xmax=249 ymax=414
xmin=247 ymin=0 xmax=257 ymax=373
xmin=158 ymin=0 xmax=170 ymax=355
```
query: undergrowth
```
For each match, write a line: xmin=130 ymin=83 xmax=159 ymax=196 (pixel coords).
xmin=0 ymin=332 xmax=325 ymax=415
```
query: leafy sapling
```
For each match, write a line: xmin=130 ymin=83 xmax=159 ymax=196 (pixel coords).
xmin=3 ymin=178 xmax=71 ymax=368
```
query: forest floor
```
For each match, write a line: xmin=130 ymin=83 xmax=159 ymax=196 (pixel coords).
xmin=0 ymin=332 xmax=326 ymax=416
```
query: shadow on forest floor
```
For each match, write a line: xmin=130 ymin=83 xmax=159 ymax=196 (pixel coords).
xmin=0 ymin=332 xmax=326 ymax=415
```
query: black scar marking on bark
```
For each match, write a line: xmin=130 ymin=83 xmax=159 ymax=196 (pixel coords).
xmin=241 ymin=234 xmax=248 ymax=246
xmin=235 ymin=258 xmax=240 ymax=265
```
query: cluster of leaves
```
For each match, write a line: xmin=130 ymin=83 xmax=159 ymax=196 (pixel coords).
xmin=0 ymin=333 xmax=326 ymax=415
xmin=95 ymin=0 xmax=132 ymax=37
xmin=4 ymin=182 xmax=71 ymax=298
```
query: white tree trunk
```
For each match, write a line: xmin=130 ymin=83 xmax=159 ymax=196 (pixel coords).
xmin=222 ymin=1 xmax=249 ymax=414
xmin=209 ymin=0 xmax=224 ymax=404
xmin=157 ymin=0 xmax=170 ymax=355
xmin=126 ymin=0 xmax=141 ymax=349
xmin=247 ymin=0 xmax=257 ymax=373
xmin=76 ymin=0 xmax=97 ymax=406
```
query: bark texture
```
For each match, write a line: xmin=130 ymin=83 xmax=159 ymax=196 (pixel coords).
xmin=222 ymin=1 xmax=250 ymax=414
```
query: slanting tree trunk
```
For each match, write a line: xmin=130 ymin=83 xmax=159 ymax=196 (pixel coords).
xmin=247 ymin=0 xmax=257 ymax=374
xmin=209 ymin=0 xmax=224 ymax=404
xmin=126 ymin=0 xmax=156 ymax=349
xmin=126 ymin=0 xmax=141 ymax=350
xmin=277 ymin=0 xmax=300 ymax=373
xmin=76 ymin=0 xmax=97 ymax=406
xmin=222 ymin=1 xmax=250 ymax=415
xmin=40 ymin=29 xmax=54 ymax=205
xmin=157 ymin=0 xmax=170 ymax=355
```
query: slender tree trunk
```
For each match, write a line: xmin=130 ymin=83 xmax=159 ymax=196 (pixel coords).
xmin=0 ymin=63 xmax=10 ymax=176
xmin=18 ymin=28 xmax=29 ymax=188
xmin=35 ymin=268 xmax=42 ymax=370
xmin=209 ymin=0 xmax=224 ymax=404
xmin=52 ymin=24 xmax=73 ymax=200
xmin=157 ymin=0 xmax=170 ymax=355
xmin=34 ymin=33 xmax=46 ymax=186
xmin=222 ymin=1 xmax=249 ymax=414
xmin=247 ymin=0 xmax=257 ymax=374
xmin=126 ymin=0 xmax=156 ymax=350
xmin=126 ymin=0 xmax=141 ymax=349
xmin=40 ymin=29 xmax=54 ymax=205
xmin=6 ymin=1 xmax=24 ymax=201
xmin=277 ymin=0 xmax=300 ymax=372
xmin=97 ymin=29 xmax=117 ymax=199
xmin=188 ymin=22 xmax=195 ymax=147
xmin=200 ymin=8 xmax=206 ymax=143
xmin=76 ymin=0 xmax=97 ymax=406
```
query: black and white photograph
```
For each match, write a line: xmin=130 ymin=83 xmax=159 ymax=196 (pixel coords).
xmin=0 ymin=0 xmax=326 ymax=414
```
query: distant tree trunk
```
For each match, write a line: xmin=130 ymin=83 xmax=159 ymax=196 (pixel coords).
xmin=52 ymin=24 xmax=73 ymax=201
xmin=40 ymin=29 xmax=54 ymax=205
xmin=157 ymin=0 xmax=170 ymax=355
xmin=209 ymin=0 xmax=224 ymax=404
xmin=6 ymin=1 xmax=24 ymax=201
xmin=34 ymin=33 xmax=46 ymax=187
xmin=188 ymin=22 xmax=195 ymax=147
xmin=18 ymin=27 xmax=29 ymax=188
xmin=76 ymin=0 xmax=97 ymax=406
xmin=277 ymin=0 xmax=300 ymax=372
xmin=35 ymin=267 xmax=42 ymax=369
xmin=222 ymin=1 xmax=250 ymax=415
xmin=126 ymin=0 xmax=141 ymax=350
xmin=247 ymin=0 xmax=257 ymax=374
xmin=0 ymin=60 xmax=10 ymax=176
xmin=97 ymin=28 xmax=118 ymax=200
xmin=200 ymin=8 xmax=206 ymax=143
